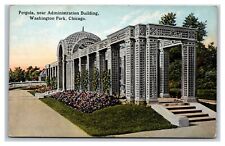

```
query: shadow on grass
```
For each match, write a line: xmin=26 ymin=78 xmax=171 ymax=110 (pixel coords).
xmin=40 ymin=97 xmax=176 ymax=136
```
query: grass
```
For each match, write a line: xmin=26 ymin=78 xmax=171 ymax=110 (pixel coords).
xmin=40 ymin=97 xmax=176 ymax=136
xmin=27 ymin=90 xmax=36 ymax=96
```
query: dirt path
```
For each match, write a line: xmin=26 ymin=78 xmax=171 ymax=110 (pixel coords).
xmin=8 ymin=89 xmax=89 ymax=137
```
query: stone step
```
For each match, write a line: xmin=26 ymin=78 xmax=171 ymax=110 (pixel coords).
xmin=176 ymin=112 xmax=209 ymax=118
xmin=166 ymin=105 xmax=196 ymax=110
xmin=161 ymin=102 xmax=190 ymax=106
xmin=171 ymin=109 xmax=202 ymax=114
xmin=189 ymin=117 xmax=216 ymax=123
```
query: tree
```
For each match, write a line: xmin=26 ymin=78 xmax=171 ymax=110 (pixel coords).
xmin=196 ymin=42 xmax=217 ymax=89
xmin=9 ymin=68 xmax=15 ymax=82
xmin=159 ymin=12 xmax=176 ymax=26
xmin=12 ymin=67 xmax=26 ymax=82
xmin=183 ymin=13 xmax=207 ymax=43
xmin=169 ymin=60 xmax=182 ymax=88
xmin=25 ymin=66 xmax=41 ymax=81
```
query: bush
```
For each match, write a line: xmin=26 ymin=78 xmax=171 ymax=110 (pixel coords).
xmin=169 ymin=88 xmax=181 ymax=98
xmin=49 ymin=90 xmax=120 ymax=113
xmin=196 ymin=89 xmax=217 ymax=100
xmin=35 ymin=86 xmax=52 ymax=93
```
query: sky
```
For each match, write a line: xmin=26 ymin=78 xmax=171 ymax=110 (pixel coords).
xmin=9 ymin=5 xmax=218 ymax=70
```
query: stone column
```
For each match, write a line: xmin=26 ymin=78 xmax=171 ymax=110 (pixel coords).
xmin=49 ymin=67 xmax=52 ymax=80
xmin=146 ymin=38 xmax=159 ymax=104
xmin=111 ymin=45 xmax=120 ymax=96
xmin=46 ymin=67 xmax=49 ymax=77
xmin=134 ymin=38 xmax=146 ymax=104
xmin=106 ymin=47 xmax=112 ymax=95
xmin=55 ymin=66 xmax=57 ymax=77
xmin=95 ymin=52 xmax=100 ymax=92
xmin=99 ymin=50 xmax=107 ymax=92
xmin=125 ymin=39 xmax=135 ymax=103
xmin=181 ymin=41 xmax=196 ymax=102
xmin=79 ymin=57 xmax=82 ymax=92
xmin=52 ymin=67 xmax=54 ymax=78
xmin=96 ymin=51 xmax=100 ymax=70
xmin=71 ymin=60 xmax=74 ymax=90
xmin=159 ymin=48 xmax=170 ymax=98
xmin=62 ymin=60 xmax=66 ymax=91
xmin=57 ymin=61 xmax=62 ymax=90
xmin=86 ymin=55 xmax=90 ymax=91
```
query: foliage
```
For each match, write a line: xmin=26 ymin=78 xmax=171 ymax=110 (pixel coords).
xmin=45 ymin=76 xmax=51 ymax=86
xmin=50 ymin=77 xmax=57 ymax=89
xmin=74 ymin=72 xmax=80 ymax=91
xmin=159 ymin=12 xmax=176 ymax=26
xmin=91 ymin=67 xmax=100 ymax=91
xmin=9 ymin=66 xmax=42 ymax=82
xmin=9 ymin=67 xmax=26 ymax=82
xmin=196 ymin=89 xmax=216 ymax=100
xmin=182 ymin=13 xmax=207 ymax=43
xmin=169 ymin=88 xmax=181 ymax=98
xmin=41 ymin=98 xmax=176 ymax=136
xmin=101 ymin=70 xmax=111 ymax=94
xmin=25 ymin=66 xmax=42 ymax=81
xmin=81 ymin=69 xmax=88 ymax=91
xmin=196 ymin=42 xmax=217 ymax=89
xmin=49 ymin=91 xmax=120 ymax=113
xmin=169 ymin=60 xmax=182 ymax=88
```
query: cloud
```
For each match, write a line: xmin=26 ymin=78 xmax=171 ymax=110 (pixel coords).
xmin=120 ymin=10 xmax=142 ymax=25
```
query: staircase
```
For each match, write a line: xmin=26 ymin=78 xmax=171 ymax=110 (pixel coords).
xmin=159 ymin=100 xmax=216 ymax=125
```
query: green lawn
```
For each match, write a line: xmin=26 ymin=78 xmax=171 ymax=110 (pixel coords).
xmin=40 ymin=97 xmax=176 ymax=136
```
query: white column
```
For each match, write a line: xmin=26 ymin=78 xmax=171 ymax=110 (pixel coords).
xmin=181 ymin=41 xmax=196 ymax=102
xmin=134 ymin=38 xmax=146 ymax=104
xmin=62 ymin=60 xmax=66 ymax=91
xmin=106 ymin=47 xmax=112 ymax=95
xmin=79 ymin=57 xmax=82 ymax=92
xmin=146 ymin=38 xmax=159 ymax=104
xmin=96 ymin=52 xmax=100 ymax=70
xmin=125 ymin=39 xmax=135 ymax=103
xmin=86 ymin=55 xmax=90 ymax=91
xmin=159 ymin=49 xmax=170 ymax=98
xmin=71 ymin=60 xmax=74 ymax=90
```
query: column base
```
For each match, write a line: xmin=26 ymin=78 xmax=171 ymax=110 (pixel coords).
xmin=159 ymin=93 xmax=170 ymax=98
xmin=181 ymin=96 xmax=197 ymax=103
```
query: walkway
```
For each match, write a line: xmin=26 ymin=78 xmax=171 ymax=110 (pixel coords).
xmin=8 ymin=89 xmax=89 ymax=137
xmin=113 ymin=121 xmax=216 ymax=138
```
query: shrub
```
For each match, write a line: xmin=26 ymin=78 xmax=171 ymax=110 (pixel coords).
xmin=196 ymin=89 xmax=217 ymax=100
xmin=49 ymin=91 xmax=120 ymax=113
xmin=169 ymin=88 xmax=181 ymax=98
